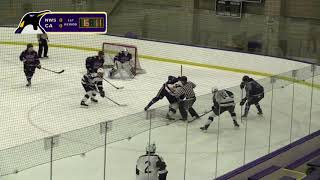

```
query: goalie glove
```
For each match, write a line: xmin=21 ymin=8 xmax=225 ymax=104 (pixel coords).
xmin=100 ymin=90 xmax=105 ymax=98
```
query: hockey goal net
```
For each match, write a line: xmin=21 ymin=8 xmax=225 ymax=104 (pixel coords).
xmin=102 ymin=42 xmax=144 ymax=75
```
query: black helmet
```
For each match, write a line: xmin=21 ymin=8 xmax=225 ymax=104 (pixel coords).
xmin=180 ymin=76 xmax=187 ymax=82
xmin=27 ymin=43 xmax=33 ymax=49
xmin=168 ymin=75 xmax=175 ymax=81
xmin=242 ymin=75 xmax=250 ymax=82
xmin=98 ymin=50 xmax=105 ymax=57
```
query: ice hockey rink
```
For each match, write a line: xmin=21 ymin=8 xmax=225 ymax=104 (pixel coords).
xmin=1 ymin=27 xmax=320 ymax=180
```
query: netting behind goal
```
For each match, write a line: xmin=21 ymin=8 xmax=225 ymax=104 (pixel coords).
xmin=102 ymin=42 xmax=144 ymax=75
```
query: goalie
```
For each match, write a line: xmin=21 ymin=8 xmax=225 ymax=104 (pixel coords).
xmin=108 ymin=48 xmax=134 ymax=79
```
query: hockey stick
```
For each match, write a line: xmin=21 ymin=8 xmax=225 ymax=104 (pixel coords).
xmin=187 ymin=109 xmax=212 ymax=123
xmin=102 ymin=77 xmax=124 ymax=90
xmin=104 ymin=96 xmax=127 ymax=107
xmin=42 ymin=67 xmax=65 ymax=74
xmin=200 ymin=109 xmax=213 ymax=118
xmin=240 ymin=88 xmax=244 ymax=123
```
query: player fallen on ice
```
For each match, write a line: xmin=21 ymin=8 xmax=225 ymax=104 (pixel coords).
xmin=19 ymin=43 xmax=41 ymax=87
xmin=200 ymin=87 xmax=239 ymax=131
xmin=173 ymin=76 xmax=200 ymax=121
xmin=85 ymin=51 xmax=105 ymax=73
xmin=136 ymin=143 xmax=168 ymax=180
xmin=144 ymin=76 xmax=180 ymax=120
xmin=80 ymin=68 xmax=106 ymax=107
xmin=240 ymin=75 xmax=264 ymax=118
xmin=109 ymin=48 xmax=134 ymax=79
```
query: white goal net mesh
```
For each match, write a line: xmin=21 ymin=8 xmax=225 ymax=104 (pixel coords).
xmin=102 ymin=42 xmax=144 ymax=75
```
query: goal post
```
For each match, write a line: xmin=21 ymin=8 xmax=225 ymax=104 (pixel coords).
xmin=102 ymin=42 xmax=145 ymax=75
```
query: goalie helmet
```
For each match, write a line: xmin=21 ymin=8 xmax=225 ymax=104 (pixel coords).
xmin=122 ymin=47 xmax=129 ymax=55
xmin=98 ymin=51 xmax=105 ymax=58
xmin=97 ymin=68 xmax=104 ymax=77
xmin=146 ymin=142 xmax=156 ymax=154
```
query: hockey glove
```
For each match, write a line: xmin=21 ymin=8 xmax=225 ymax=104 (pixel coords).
xmin=37 ymin=64 xmax=41 ymax=69
xmin=240 ymin=82 xmax=245 ymax=89
xmin=100 ymin=90 xmax=105 ymax=97
xmin=240 ymin=99 xmax=246 ymax=106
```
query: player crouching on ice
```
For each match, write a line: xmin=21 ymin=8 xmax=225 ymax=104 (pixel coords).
xmin=240 ymin=75 xmax=264 ymax=118
xmin=81 ymin=68 xmax=106 ymax=107
xmin=19 ymin=43 xmax=41 ymax=87
xmin=144 ymin=76 xmax=180 ymax=120
xmin=109 ymin=48 xmax=134 ymax=79
xmin=136 ymin=143 xmax=168 ymax=180
xmin=200 ymin=87 xmax=240 ymax=131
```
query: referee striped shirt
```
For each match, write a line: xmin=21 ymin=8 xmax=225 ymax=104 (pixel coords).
xmin=174 ymin=81 xmax=196 ymax=99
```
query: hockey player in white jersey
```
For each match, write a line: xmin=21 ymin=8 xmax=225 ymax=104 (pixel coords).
xmin=136 ymin=143 xmax=168 ymax=180
xmin=81 ymin=68 xmax=106 ymax=106
xmin=200 ymin=87 xmax=240 ymax=131
xmin=108 ymin=48 xmax=134 ymax=79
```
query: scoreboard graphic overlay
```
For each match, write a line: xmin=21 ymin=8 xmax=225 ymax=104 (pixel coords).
xmin=15 ymin=11 xmax=107 ymax=34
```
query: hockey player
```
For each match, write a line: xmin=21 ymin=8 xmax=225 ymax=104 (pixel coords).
xmin=109 ymin=48 xmax=134 ymax=78
xmin=240 ymin=75 xmax=264 ymax=117
xmin=85 ymin=51 xmax=105 ymax=73
xmin=19 ymin=43 xmax=41 ymax=87
xmin=200 ymin=88 xmax=239 ymax=131
xmin=136 ymin=143 xmax=168 ymax=180
xmin=81 ymin=68 xmax=106 ymax=107
xmin=144 ymin=76 xmax=180 ymax=120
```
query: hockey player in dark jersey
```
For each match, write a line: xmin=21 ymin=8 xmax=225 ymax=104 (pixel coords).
xmin=136 ymin=143 xmax=168 ymax=180
xmin=109 ymin=48 xmax=134 ymax=78
xmin=85 ymin=51 xmax=105 ymax=73
xmin=81 ymin=68 xmax=106 ymax=107
xmin=240 ymin=75 xmax=264 ymax=117
xmin=19 ymin=43 xmax=41 ymax=87
xmin=144 ymin=76 xmax=180 ymax=120
xmin=200 ymin=87 xmax=239 ymax=131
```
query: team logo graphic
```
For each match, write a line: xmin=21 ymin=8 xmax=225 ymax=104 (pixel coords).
xmin=15 ymin=10 xmax=51 ymax=34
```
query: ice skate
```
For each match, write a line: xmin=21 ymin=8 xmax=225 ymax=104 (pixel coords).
xmin=90 ymin=98 xmax=98 ymax=103
xmin=26 ymin=80 xmax=31 ymax=87
xmin=166 ymin=114 xmax=175 ymax=120
xmin=200 ymin=125 xmax=209 ymax=131
xmin=81 ymin=101 xmax=88 ymax=107
xmin=233 ymin=120 xmax=240 ymax=127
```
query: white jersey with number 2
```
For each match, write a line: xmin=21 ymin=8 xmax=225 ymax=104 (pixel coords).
xmin=136 ymin=154 xmax=162 ymax=180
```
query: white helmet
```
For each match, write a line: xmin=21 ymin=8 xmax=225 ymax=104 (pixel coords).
xmin=97 ymin=68 xmax=104 ymax=77
xmin=212 ymin=87 xmax=218 ymax=94
xmin=146 ymin=143 xmax=156 ymax=154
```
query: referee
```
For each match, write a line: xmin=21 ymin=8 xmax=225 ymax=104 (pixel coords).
xmin=174 ymin=76 xmax=200 ymax=121
xmin=37 ymin=33 xmax=49 ymax=58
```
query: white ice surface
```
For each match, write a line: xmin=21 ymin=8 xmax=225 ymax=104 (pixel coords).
xmin=1 ymin=45 xmax=319 ymax=180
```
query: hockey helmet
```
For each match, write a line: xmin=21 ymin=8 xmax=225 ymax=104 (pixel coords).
xmin=242 ymin=75 xmax=250 ymax=82
xmin=167 ymin=76 xmax=176 ymax=83
xmin=27 ymin=43 xmax=33 ymax=50
xmin=179 ymin=76 xmax=187 ymax=83
xmin=97 ymin=68 xmax=105 ymax=77
xmin=212 ymin=87 xmax=218 ymax=94
xmin=123 ymin=47 xmax=128 ymax=55
xmin=146 ymin=142 xmax=156 ymax=154
xmin=98 ymin=51 xmax=105 ymax=59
